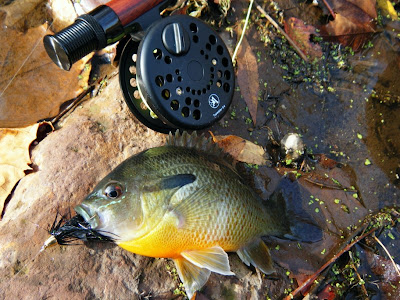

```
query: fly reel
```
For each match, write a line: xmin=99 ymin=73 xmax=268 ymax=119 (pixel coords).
xmin=119 ymin=15 xmax=234 ymax=133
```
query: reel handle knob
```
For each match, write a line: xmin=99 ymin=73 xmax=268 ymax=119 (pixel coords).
xmin=162 ymin=22 xmax=190 ymax=56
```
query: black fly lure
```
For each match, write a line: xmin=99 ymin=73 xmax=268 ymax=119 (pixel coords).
xmin=48 ymin=213 xmax=116 ymax=246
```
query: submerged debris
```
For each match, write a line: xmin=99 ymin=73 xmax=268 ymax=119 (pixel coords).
xmin=280 ymin=133 xmax=305 ymax=164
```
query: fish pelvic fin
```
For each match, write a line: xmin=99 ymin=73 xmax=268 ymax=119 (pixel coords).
xmin=173 ymin=246 xmax=234 ymax=298
xmin=173 ymin=257 xmax=211 ymax=299
xmin=181 ymin=246 xmax=235 ymax=276
xmin=237 ymin=237 xmax=275 ymax=275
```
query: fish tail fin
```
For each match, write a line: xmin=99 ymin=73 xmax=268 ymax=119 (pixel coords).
xmin=237 ymin=237 xmax=275 ymax=275
xmin=264 ymin=189 xmax=322 ymax=243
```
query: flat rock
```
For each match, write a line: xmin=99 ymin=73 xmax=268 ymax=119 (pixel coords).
xmin=0 ymin=75 xmax=286 ymax=299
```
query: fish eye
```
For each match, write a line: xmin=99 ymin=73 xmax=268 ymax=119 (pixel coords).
xmin=104 ymin=183 xmax=123 ymax=199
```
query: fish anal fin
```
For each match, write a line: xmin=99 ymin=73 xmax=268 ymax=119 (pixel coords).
xmin=173 ymin=257 xmax=211 ymax=300
xmin=237 ymin=238 xmax=274 ymax=275
xmin=181 ymin=246 xmax=235 ymax=276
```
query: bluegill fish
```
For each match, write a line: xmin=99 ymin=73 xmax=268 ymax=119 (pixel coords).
xmin=68 ymin=131 xmax=295 ymax=298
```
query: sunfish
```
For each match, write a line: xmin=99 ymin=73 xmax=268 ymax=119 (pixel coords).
xmin=50 ymin=131 xmax=314 ymax=298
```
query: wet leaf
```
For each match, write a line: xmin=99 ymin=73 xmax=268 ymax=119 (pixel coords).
xmin=275 ymin=154 xmax=367 ymax=237
xmin=316 ymin=284 xmax=336 ymax=300
xmin=0 ymin=123 xmax=41 ymax=216
xmin=236 ymin=36 xmax=259 ymax=125
xmin=320 ymin=0 xmax=377 ymax=51
xmin=211 ymin=134 xmax=269 ymax=165
xmin=0 ymin=24 xmax=90 ymax=128
xmin=365 ymin=251 xmax=400 ymax=297
xmin=284 ymin=17 xmax=323 ymax=59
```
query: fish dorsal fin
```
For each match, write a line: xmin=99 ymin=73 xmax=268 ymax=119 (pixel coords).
xmin=237 ymin=238 xmax=275 ymax=275
xmin=173 ymin=257 xmax=211 ymax=299
xmin=181 ymin=246 xmax=235 ymax=276
xmin=166 ymin=130 xmax=235 ymax=167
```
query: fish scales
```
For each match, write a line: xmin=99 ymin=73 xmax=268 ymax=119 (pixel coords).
xmin=118 ymin=146 xmax=270 ymax=255
xmin=70 ymin=131 xmax=293 ymax=298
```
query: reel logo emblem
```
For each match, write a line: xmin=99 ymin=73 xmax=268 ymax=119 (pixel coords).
xmin=208 ymin=94 xmax=220 ymax=109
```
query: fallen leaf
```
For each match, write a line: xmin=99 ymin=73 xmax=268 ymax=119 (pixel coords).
xmin=0 ymin=0 xmax=47 ymax=30
xmin=211 ymin=134 xmax=269 ymax=165
xmin=284 ymin=17 xmax=323 ymax=59
xmin=0 ymin=123 xmax=41 ymax=217
xmin=0 ymin=24 xmax=90 ymax=128
xmin=275 ymin=155 xmax=367 ymax=237
xmin=365 ymin=251 xmax=400 ymax=297
xmin=377 ymin=0 xmax=399 ymax=20
xmin=236 ymin=36 xmax=259 ymax=125
xmin=320 ymin=0 xmax=377 ymax=50
xmin=316 ymin=284 xmax=336 ymax=300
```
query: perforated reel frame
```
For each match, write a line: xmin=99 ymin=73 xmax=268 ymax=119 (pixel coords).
xmin=119 ymin=15 xmax=235 ymax=133
xmin=119 ymin=39 xmax=172 ymax=133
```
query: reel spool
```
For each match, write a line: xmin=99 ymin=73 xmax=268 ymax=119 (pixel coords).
xmin=119 ymin=15 xmax=234 ymax=133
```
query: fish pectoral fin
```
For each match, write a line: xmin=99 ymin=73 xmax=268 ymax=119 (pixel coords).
xmin=172 ymin=185 xmax=219 ymax=230
xmin=237 ymin=238 xmax=275 ymax=275
xmin=181 ymin=246 xmax=235 ymax=276
xmin=142 ymin=174 xmax=196 ymax=193
xmin=173 ymin=257 xmax=211 ymax=300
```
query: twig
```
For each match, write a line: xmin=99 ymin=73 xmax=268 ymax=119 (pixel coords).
xmin=303 ymin=177 xmax=354 ymax=192
xmin=51 ymin=86 xmax=94 ymax=124
xmin=255 ymin=2 xmax=308 ymax=62
xmin=231 ymin=0 xmax=254 ymax=66
xmin=373 ymin=235 xmax=400 ymax=277
xmin=349 ymin=251 xmax=369 ymax=299
xmin=284 ymin=225 xmax=378 ymax=300
xmin=321 ymin=0 xmax=336 ymax=19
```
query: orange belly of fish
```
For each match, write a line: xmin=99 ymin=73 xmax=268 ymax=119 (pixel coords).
xmin=117 ymin=220 xmax=239 ymax=259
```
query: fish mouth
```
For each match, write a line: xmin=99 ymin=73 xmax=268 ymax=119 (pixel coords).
xmin=74 ymin=204 xmax=99 ymax=229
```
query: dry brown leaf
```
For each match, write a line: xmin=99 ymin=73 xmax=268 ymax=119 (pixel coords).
xmin=0 ymin=24 xmax=90 ymax=128
xmin=212 ymin=134 xmax=268 ymax=165
xmin=0 ymin=123 xmax=40 ymax=216
xmin=284 ymin=17 xmax=323 ymax=59
xmin=0 ymin=0 xmax=46 ymax=30
xmin=236 ymin=36 xmax=259 ymax=125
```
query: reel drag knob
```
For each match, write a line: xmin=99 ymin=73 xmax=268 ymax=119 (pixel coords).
xmin=119 ymin=15 xmax=234 ymax=133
